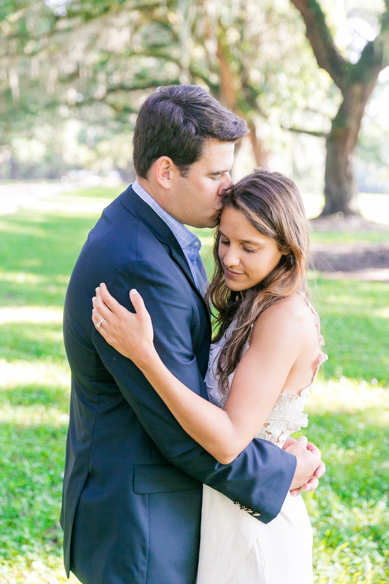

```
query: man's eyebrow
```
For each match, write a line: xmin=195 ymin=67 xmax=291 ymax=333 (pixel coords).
xmin=209 ymin=170 xmax=229 ymax=176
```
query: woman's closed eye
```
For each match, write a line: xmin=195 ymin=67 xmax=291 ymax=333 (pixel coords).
xmin=220 ymin=238 xmax=257 ymax=253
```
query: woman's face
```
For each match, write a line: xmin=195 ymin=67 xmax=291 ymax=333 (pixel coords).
xmin=218 ymin=206 xmax=284 ymax=291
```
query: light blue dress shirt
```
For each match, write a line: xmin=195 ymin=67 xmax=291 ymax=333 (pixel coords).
xmin=132 ymin=180 xmax=209 ymax=296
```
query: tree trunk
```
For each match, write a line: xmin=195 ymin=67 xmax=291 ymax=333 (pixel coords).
xmin=10 ymin=155 xmax=19 ymax=180
xmin=321 ymin=79 xmax=379 ymax=216
xmin=323 ymin=121 xmax=359 ymax=216
xmin=289 ymin=0 xmax=389 ymax=217
xmin=247 ymin=121 xmax=269 ymax=168
xmin=216 ymin=41 xmax=238 ymax=111
xmin=215 ymin=40 xmax=270 ymax=168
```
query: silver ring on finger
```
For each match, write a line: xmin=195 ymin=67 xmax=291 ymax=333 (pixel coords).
xmin=96 ymin=318 xmax=105 ymax=329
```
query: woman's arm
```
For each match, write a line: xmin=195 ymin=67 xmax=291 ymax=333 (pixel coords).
xmin=92 ymin=284 xmax=303 ymax=464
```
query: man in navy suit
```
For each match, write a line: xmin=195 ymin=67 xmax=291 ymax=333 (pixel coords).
xmin=61 ymin=85 xmax=322 ymax=584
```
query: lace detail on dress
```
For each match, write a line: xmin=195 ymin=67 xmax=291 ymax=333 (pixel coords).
xmin=205 ymin=294 xmax=327 ymax=448
xmin=255 ymin=388 xmax=310 ymax=446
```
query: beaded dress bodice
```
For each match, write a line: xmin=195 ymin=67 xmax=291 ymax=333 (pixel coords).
xmin=205 ymin=296 xmax=327 ymax=448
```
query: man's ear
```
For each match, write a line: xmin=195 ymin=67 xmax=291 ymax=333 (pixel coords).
xmin=154 ymin=156 xmax=176 ymax=189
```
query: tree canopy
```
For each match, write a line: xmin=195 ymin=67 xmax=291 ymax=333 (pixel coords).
xmin=1 ymin=0 xmax=388 ymax=210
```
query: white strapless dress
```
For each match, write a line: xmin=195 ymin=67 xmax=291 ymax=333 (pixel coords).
xmin=196 ymin=299 xmax=327 ymax=584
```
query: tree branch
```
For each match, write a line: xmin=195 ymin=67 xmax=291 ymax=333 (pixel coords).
xmin=104 ymin=78 xmax=180 ymax=96
xmin=75 ymin=78 xmax=181 ymax=109
xmin=281 ymin=123 xmax=328 ymax=138
xmin=369 ymin=29 xmax=389 ymax=71
xmin=134 ymin=48 xmax=219 ymax=92
xmin=348 ymin=27 xmax=389 ymax=85
xmin=289 ymin=0 xmax=348 ymax=89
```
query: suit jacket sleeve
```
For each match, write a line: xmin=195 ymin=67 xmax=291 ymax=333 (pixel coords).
xmin=91 ymin=259 xmax=296 ymax=523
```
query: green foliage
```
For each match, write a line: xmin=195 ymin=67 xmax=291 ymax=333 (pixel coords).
xmin=1 ymin=0 xmax=388 ymax=199
xmin=0 ymin=186 xmax=388 ymax=582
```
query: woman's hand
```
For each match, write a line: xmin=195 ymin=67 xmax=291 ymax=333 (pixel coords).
xmin=92 ymin=283 xmax=155 ymax=368
xmin=283 ymin=436 xmax=326 ymax=496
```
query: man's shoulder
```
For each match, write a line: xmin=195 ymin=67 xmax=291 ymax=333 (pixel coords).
xmin=87 ymin=197 xmax=169 ymax=264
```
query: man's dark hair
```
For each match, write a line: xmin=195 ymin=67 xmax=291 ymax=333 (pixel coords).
xmin=133 ymin=85 xmax=248 ymax=178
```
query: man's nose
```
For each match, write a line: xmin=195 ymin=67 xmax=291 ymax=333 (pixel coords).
xmin=218 ymin=172 xmax=233 ymax=192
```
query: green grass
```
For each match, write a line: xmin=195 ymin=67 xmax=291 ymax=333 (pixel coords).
xmin=302 ymin=380 xmax=389 ymax=582
xmin=311 ymin=278 xmax=389 ymax=384
xmin=0 ymin=185 xmax=388 ymax=583
xmin=310 ymin=231 xmax=389 ymax=245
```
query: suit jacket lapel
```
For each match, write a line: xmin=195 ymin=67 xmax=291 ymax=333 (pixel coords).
xmin=119 ymin=186 xmax=211 ymax=329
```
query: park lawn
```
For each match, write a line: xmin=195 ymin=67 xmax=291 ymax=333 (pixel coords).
xmin=0 ymin=186 xmax=388 ymax=583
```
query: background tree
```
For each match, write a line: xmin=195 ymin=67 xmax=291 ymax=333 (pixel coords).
xmin=0 ymin=0 xmax=333 ymax=177
xmin=1 ymin=0 xmax=388 ymax=210
xmin=290 ymin=0 xmax=389 ymax=215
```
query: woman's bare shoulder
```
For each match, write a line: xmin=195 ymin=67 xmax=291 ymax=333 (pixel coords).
xmin=251 ymin=294 xmax=313 ymax=343
xmin=257 ymin=293 xmax=311 ymax=323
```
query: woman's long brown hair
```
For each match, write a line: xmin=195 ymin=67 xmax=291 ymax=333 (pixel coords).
xmin=205 ymin=169 xmax=310 ymax=394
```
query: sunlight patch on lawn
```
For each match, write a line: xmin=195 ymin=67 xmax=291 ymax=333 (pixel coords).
xmin=23 ymin=194 xmax=113 ymax=216
xmin=302 ymin=192 xmax=389 ymax=224
xmin=319 ymin=293 xmax=368 ymax=307
xmin=0 ymin=272 xmax=69 ymax=285
xmin=0 ymin=360 xmax=70 ymax=390
xmin=0 ymin=272 xmax=43 ymax=284
xmin=308 ymin=378 xmax=389 ymax=416
xmin=0 ymin=556 xmax=80 ymax=584
xmin=0 ymin=403 xmax=69 ymax=426
xmin=359 ymin=193 xmax=389 ymax=224
xmin=0 ymin=306 xmax=63 ymax=324
xmin=373 ymin=306 xmax=389 ymax=318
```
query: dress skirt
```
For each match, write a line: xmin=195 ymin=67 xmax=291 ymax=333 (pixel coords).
xmin=196 ymin=485 xmax=313 ymax=584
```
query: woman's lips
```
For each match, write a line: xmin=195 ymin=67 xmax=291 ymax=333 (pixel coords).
xmin=224 ymin=267 xmax=244 ymax=278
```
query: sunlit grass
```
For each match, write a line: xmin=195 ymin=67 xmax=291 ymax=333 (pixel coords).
xmin=0 ymin=184 xmax=388 ymax=583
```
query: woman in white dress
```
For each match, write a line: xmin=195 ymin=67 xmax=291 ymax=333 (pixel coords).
xmin=92 ymin=169 xmax=327 ymax=583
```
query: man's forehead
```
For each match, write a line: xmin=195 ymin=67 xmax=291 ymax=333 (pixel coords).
xmin=200 ymin=140 xmax=235 ymax=167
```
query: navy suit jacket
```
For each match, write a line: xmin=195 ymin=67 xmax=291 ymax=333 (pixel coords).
xmin=61 ymin=186 xmax=296 ymax=584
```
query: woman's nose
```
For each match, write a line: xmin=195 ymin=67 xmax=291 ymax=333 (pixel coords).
xmin=223 ymin=247 xmax=240 ymax=267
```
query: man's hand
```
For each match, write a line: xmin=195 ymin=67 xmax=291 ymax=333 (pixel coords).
xmin=284 ymin=436 xmax=325 ymax=496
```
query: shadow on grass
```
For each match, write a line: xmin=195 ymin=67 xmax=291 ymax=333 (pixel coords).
xmin=298 ymin=409 xmax=389 ymax=574
xmin=0 ymin=279 xmax=68 ymax=307
xmin=0 ymin=419 xmax=67 ymax=561
xmin=0 ymin=383 xmax=70 ymax=411
xmin=308 ymin=410 xmax=389 ymax=499
xmin=0 ymin=322 xmax=67 ymax=363
xmin=311 ymin=278 xmax=389 ymax=384
xmin=0 ymin=212 xmax=100 ymax=308
xmin=0 ymin=404 xmax=387 ymax=563
xmin=319 ymin=312 xmax=389 ymax=382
